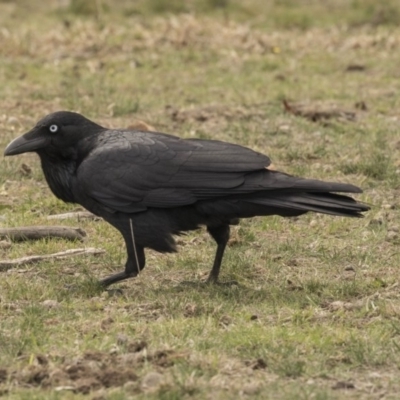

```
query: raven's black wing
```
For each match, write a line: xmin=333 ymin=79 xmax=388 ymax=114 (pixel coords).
xmin=76 ymin=130 xmax=271 ymax=213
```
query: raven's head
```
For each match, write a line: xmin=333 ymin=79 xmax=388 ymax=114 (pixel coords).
xmin=4 ymin=111 xmax=103 ymax=159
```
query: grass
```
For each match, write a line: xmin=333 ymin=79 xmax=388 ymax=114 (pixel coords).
xmin=1 ymin=0 xmax=400 ymax=398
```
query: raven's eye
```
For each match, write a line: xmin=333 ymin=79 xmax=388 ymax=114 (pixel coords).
xmin=49 ymin=124 xmax=58 ymax=133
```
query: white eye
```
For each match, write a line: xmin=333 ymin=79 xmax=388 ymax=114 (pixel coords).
xmin=49 ymin=124 xmax=58 ymax=133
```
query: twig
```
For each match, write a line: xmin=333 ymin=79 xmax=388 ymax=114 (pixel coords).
xmin=0 ymin=248 xmax=105 ymax=271
xmin=0 ymin=226 xmax=86 ymax=242
xmin=46 ymin=211 xmax=99 ymax=221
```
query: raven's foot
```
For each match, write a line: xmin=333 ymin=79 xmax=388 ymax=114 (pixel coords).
xmin=99 ymin=271 xmax=138 ymax=288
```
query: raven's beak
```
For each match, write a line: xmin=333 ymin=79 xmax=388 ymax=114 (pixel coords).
xmin=4 ymin=131 xmax=49 ymax=156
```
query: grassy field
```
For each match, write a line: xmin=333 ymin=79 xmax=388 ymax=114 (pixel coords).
xmin=1 ymin=0 xmax=400 ymax=398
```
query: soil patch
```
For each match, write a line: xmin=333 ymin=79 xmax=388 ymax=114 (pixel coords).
xmin=6 ymin=344 xmax=183 ymax=394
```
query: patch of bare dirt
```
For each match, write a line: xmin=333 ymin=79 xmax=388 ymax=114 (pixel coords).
xmin=5 ymin=344 xmax=184 ymax=394
xmin=166 ymin=103 xmax=268 ymax=125
xmin=283 ymin=100 xmax=357 ymax=122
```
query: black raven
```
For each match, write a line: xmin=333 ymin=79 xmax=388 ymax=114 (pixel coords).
xmin=4 ymin=111 xmax=369 ymax=287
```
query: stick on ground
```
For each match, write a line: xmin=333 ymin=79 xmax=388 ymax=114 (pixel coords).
xmin=0 ymin=248 xmax=105 ymax=271
xmin=46 ymin=211 xmax=99 ymax=221
xmin=0 ymin=226 xmax=87 ymax=242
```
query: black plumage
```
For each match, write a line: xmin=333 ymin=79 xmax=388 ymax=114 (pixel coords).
xmin=4 ymin=111 xmax=370 ymax=286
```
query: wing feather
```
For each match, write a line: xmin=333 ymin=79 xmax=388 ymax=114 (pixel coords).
xmin=76 ymin=130 xmax=270 ymax=213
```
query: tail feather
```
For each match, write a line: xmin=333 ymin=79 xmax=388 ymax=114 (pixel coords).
xmin=198 ymin=170 xmax=370 ymax=220
xmin=243 ymin=170 xmax=364 ymax=194
xmin=286 ymin=178 xmax=363 ymax=194
xmin=246 ymin=192 xmax=369 ymax=218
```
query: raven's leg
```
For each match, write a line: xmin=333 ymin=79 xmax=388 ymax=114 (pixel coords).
xmin=206 ymin=224 xmax=230 ymax=283
xmin=99 ymin=244 xmax=145 ymax=287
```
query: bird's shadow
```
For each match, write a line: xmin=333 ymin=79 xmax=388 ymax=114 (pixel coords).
xmin=61 ymin=276 xmax=273 ymax=304
xmin=60 ymin=273 xmax=319 ymax=309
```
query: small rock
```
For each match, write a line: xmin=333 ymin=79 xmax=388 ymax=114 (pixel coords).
xmin=7 ymin=116 xmax=19 ymax=126
xmin=54 ymin=386 xmax=75 ymax=392
xmin=0 ymin=240 xmax=11 ymax=249
xmin=278 ymin=124 xmax=290 ymax=132
xmin=386 ymin=231 xmax=398 ymax=242
xmin=242 ymin=383 xmax=260 ymax=395
xmin=141 ymin=372 xmax=164 ymax=391
xmin=42 ymin=299 xmax=60 ymax=309
xmin=109 ymin=344 xmax=119 ymax=355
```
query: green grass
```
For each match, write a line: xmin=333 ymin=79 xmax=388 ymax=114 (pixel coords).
xmin=1 ymin=0 xmax=400 ymax=398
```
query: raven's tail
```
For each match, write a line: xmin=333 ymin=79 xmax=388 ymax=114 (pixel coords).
xmin=243 ymin=171 xmax=369 ymax=217
xmin=198 ymin=171 xmax=370 ymax=219
xmin=246 ymin=191 xmax=369 ymax=218
xmin=242 ymin=169 xmax=370 ymax=218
